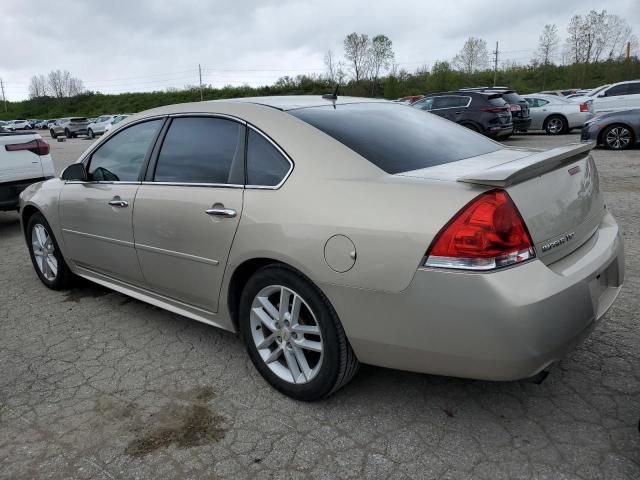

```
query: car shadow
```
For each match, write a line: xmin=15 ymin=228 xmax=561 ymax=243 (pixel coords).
xmin=0 ymin=211 xmax=22 ymax=239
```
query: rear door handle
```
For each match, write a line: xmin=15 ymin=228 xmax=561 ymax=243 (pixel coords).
xmin=108 ymin=200 xmax=129 ymax=208
xmin=205 ymin=207 xmax=237 ymax=218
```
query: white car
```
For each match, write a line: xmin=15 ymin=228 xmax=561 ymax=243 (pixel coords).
xmin=87 ymin=115 xmax=117 ymax=139
xmin=523 ymin=94 xmax=594 ymax=135
xmin=104 ymin=114 xmax=130 ymax=133
xmin=570 ymin=80 xmax=640 ymax=113
xmin=4 ymin=120 xmax=32 ymax=131
xmin=0 ymin=128 xmax=54 ymax=211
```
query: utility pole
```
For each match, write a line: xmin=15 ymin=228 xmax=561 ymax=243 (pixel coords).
xmin=0 ymin=78 xmax=7 ymax=112
xmin=198 ymin=64 xmax=203 ymax=101
xmin=492 ymin=41 xmax=499 ymax=87
xmin=626 ymin=42 xmax=631 ymax=63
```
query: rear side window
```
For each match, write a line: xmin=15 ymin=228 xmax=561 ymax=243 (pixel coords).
xmin=433 ymin=96 xmax=469 ymax=109
xmin=154 ymin=117 xmax=245 ymax=184
xmin=626 ymin=82 xmax=640 ymax=95
xmin=88 ymin=119 xmax=162 ymax=182
xmin=246 ymin=129 xmax=291 ymax=187
xmin=289 ymin=103 xmax=503 ymax=174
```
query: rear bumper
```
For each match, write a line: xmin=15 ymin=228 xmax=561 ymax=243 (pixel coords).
xmin=323 ymin=211 xmax=624 ymax=381
xmin=0 ymin=177 xmax=53 ymax=210
xmin=513 ymin=117 xmax=532 ymax=130
xmin=486 ymin=124 xmax=514 ymax=138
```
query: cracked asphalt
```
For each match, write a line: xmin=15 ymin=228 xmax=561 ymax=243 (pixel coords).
xmin=1 ymin=131 xmax=639 ymax=479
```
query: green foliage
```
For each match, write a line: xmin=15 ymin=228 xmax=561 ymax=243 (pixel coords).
xmin=2 ymin=59 xmax=638 ymax=121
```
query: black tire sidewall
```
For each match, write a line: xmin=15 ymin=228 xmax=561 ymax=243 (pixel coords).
xmin=26 ymin=213 xmax=71 ymax=290
xmin=239 ymin=266 xmax=342 ymax=401
xmin=545 ymin=116 xmax=565 ymax=135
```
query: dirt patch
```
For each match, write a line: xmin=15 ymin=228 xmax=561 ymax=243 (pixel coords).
xmin=125 ymin=403 xmax=227 ymax=457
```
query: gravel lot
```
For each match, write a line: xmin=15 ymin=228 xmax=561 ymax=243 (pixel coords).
xmin=1 ymin=130 xmax=639 ymax=480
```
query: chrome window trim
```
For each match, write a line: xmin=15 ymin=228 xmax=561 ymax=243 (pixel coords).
xmin=245 ymin=124 xmax=294 ymax=190
xmin=140 ymin=181 xmax=244 ymax=189
xmin=63 ymin=181 xmax=141 ymax=185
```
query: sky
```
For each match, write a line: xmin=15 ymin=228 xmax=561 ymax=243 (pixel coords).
xmin=1 ymin=0 xmax=639 ymax=101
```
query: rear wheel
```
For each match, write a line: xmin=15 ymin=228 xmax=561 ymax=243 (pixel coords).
xmin=88 ymin=128 xmax=95 ymax=139
xmin=544 ymin=115 xmax=566 ymax=135
xmin=65 ymin=128 xmax=71 ymax=139
xmin=26 ymin=213 xmax=75 ymax=290
xmin=239 ymin=265 xmax=359 ymax=401
xmin=50 ymin=129 xmax=57 ymax=139
xmin=461 ymin=123 xmax=479 ymax=132
xmin=602 ymin=124 xmax=634 ymax=150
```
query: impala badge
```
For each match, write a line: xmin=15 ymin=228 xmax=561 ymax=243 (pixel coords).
xmin=541 ymin=232 xmax=575 ymax=253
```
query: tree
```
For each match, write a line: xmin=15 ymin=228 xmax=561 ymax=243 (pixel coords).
xmin=28 ymin=75 xmax=48 ymax=98
xmin=368 ymin=34 xmax=395 ymax=92
xmin=534 ymin=24 xmax=559 ymax=89
xmin=343 ymin=32 xmax=370 ymax=81
xmin=453 ymin=37 xmax=489 ymax=74
xmin=324 ymin=49 xmax=346 ymax=84
xmin=46 ymin=69 xmax=85 ymax=98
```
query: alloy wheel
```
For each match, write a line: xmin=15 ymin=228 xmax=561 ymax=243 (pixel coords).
xmin=547 ymin=117 xmax=564 ymax=134
xmin=250 ymin=285 xmax=323 ymax=384
xmin=31 ymin=224 xmax=58 ymax=281
xmin=605 ymin=126 xmax=632 ymax=150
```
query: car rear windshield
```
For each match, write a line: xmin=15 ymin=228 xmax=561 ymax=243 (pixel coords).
xmin=500 ymin=92 xmax=525 ymax=103
xmin=288 ymin=103 xmax=503 ymax=174
xmin=71 ymin=117 xmax=87 ymax=122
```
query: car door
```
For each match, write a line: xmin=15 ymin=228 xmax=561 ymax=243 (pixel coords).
xmin=59 ymin=118 xmax=164 ymax=285
xmin=525 ymin=97 xmax=549 ymax=129
xmin=625 ymin=82 xmax=640 ymax=109
xmin=132 ymin=116 xmax=246 ymax=312
xmin=594 ymin=84 xmax=629 ymax=112
xmin=431 ymin=96 xmax=460 ymax=121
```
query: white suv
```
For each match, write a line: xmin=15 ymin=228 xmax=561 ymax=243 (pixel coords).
xmin=575 ymin=80 xmax=640 ymax=113
xmin=0 ymin=128 xmax=54 ymax=211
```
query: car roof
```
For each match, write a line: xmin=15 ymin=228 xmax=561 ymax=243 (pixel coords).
xmin=211 ymin=95 xmax=388 ymax=111
xmin=423 ymin=91 xmax=496 ymax=98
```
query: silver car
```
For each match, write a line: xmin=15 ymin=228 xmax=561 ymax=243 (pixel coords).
xmin=50 ymin=117 xmax=89 ymax=138
xmin=19 ymin=96 xmax=624 ymax=400
xmin=524 ymin=94 xmax=594 ymax=134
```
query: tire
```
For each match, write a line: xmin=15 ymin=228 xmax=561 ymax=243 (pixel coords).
xmin=88 ymin=128 xmax=95 ymax=139
xmin=544 ymin=115 xmax=567 ymax=135
xmin=50 ymin=129 xmax=57 ymax=139
xmin=602 ymin=124 xmax=634 ymax=150
xmin=65 ymin=128 xmax=71 ymax=139
xmin=461 ymin=123 xmax=479 ymax=132
xmin=238 ymin=264 xmax=359 ymax=401
xmin=26 ymin=213 xmax=75 ymax=290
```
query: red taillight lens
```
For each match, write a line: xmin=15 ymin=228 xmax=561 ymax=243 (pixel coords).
xmin=424 ymin=190 xmax=535 ymax=271
xmin=5 ymin=139 xmax=50 ymax=156
xmin=579 ymin=103 xmax=589 ymax=112
xmin=480 ymin=107 xmax=507 ymax=113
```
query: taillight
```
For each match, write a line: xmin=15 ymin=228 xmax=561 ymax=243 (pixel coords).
xmin=480 ymin=107 xmax=507 ymax=113
xmin=510 ymin=104 xmax=521 ymax=111
xmin=4 ymin=139 xmax=50 ymax=156
xmin=579 ymin=103 xmax=589 ymax=112
xmin=424 ymin=190 xmax=535 ymax=271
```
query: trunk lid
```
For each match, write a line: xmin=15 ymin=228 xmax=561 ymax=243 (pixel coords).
xmin=0 ymin=132 xmax=44 ymax=183
xmin=399 ymin=143 xmax=604 ymax=265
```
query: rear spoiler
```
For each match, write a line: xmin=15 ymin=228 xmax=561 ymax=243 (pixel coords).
xmin=458 ymin=143 xmax=593 ymax=188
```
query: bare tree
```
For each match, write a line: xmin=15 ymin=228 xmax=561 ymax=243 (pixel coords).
xmin=452 ymin=37 xmax=489 ymax=74
xmin=46 ymin=69 xmax=85 ymax=98
xmin=343 ymin=32 xmax=370 ymax=81
xmin=534 ymin=24 xmax=559 ymax=89
xmin=565 ymin=10 xmax=636 ymax=64
xmin=368 ymin=34 xmax=395 ymax=90
xmin=324 ymin=49 xmax=339 ymax=82
xmin=28 ymin=74 xmax=48 ymax=98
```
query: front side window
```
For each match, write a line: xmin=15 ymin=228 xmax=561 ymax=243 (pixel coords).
xmin=87 ymin=119 xmax=162 ymax=182
xmin=433 ymin=96 xmax=465 ymax=109
xmin=604 ymin=84 xmax=628 ymax=97
xmin=246 ymin=129 xmax=291 ymax=187
xmin=154 ymin=117 xmax=245 ymax=184
xmin=413 ymin=98 xmax=434 ymax=111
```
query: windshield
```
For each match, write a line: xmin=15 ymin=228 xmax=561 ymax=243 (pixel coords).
xmin=289 ymin=102 xmax=503 ymax=174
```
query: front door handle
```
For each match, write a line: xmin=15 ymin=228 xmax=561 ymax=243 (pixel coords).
xmin=205 ymin=207 xmax=237 ymax=218
xmin=108 ymin=199 xmax=129 ymax=208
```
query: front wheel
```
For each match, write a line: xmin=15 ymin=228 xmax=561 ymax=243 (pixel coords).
xmin=88 ymin=128 xmax=95 ymax=139
xmin=50 ymin=129 xmax=57 ymax=139
xmin=239 ymin=265 xmax=359 ymax=401
xmin=602 ymin=124 xmax=633 ymax=150
xmin=26 ymin=213 xmax=75 ymax=290
xmin=65 ymin=128 xmax=71 ymax=138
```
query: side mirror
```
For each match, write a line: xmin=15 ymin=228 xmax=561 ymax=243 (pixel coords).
xmin=61 ymin=163 xmax=88 ymax=181
xmin=597 ymin=92 xmax=606 ymax=98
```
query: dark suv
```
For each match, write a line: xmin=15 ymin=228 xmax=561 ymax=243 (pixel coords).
xmin=461 ymin=88 xmax=531 ymax=132
xmin=412 ymin=91 xmax=513 ymax=138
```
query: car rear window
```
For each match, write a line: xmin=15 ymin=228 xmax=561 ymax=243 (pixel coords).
xmin=498 ymin=93 xmax=524 ymax=103
xmin=289 ymin=103 xmax=503 ymax=174
xmin=488 ymin=97 xmax=508 ymax=107
xmin=71 ymin=117 xmax=87 ymax=122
